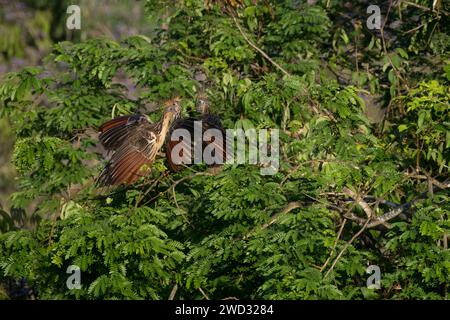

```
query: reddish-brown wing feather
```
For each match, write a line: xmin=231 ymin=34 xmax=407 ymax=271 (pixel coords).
xmin=97 ymin=114 xmax=157 ymax=187
xmin=97 ymin=98 xmax=181 ymax=187
xmin=99 ymin=115 xmax=132 ymax=133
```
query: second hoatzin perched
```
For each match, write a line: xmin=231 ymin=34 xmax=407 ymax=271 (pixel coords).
xmin=165 ymin=94 xmax=227 ymax=172
xmin=96 ymin=97 xmax=181 ymax=187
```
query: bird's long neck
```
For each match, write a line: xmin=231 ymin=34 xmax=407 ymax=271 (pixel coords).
xmin=197 ymin=103 xmax=210 ymax=115
xmin=157 ymin=111 xmax=175 ymax=140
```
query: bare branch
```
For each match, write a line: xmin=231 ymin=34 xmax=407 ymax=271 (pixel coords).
xmin=324 ymin=219 xmax=370 ymax=278
xmin=199 ymin=287 xmax=210 ymax=300
xmin=366 ymin=201 xmax=414 ymax=228
xmin=343 ymin=187 xmax=373 ymax=218
xmin=232 ymin=16 xmax=291 ymax=77
xmin=168 ymin=284 xmax=178 ymax=300
xmin=142 ymin=172 xmax=212 ymax=206
xmin=243 ymin=201 xmax=302 ymax=239
xmin=320 ymin=218 xmax=347 ymax=272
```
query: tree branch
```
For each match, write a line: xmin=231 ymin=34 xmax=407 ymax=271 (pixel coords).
xmin=168 ymin=284 xmax=178 ymax=300
xmin=320 ymin=218 xmax=347 ymax=272
xmin=324 ymin=218 xmax=370 ymax=278
xmin=343 ymin=187 xmax=373 ymax=218
xmin=243 ymin=201 xmax=302 ymax=239
xmin=232 ymin=15 xmax=291 ymax=77
xmin=198 ymin=287 xmax=210 ymax=300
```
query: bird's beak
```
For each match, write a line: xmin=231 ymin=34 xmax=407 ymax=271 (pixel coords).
xmin=169 ymin=101 xmax=181 ymax=117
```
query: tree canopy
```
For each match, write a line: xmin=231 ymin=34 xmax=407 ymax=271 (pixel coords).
xmin=0 ymin=0 xmax=449 ymax=300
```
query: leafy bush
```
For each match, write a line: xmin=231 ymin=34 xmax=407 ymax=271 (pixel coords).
xmin=0 ymin=0 xmax=449 ymax=300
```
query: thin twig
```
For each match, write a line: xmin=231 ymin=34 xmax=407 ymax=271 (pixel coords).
xmin=198 ymin=287 xmax=210 ymax=300
xmin=344 ymin=177 xmax=450 ymax=229
xmin=407 ymin=172 xmax=450 ymax=189
xmin=380 ymin=0 xmax=410 ymax=91
xmin=343 ymin=187 xmax=373 ymax=218
xmin=243 ymin=201 xmax=302 ymax=240
xmin=324 ymin=218 xmax=371 ymax=278
xmin=401 ymin=0 xmax=449 ymax=16
xmin=320 ymin=218 xmax=347 ymax=272
xmin=136 ymin=172 xmax=168 ymax=207
xmin=232 ymin=15 xmax=291 ymax=77
xmin=142 ymin=172 xmax=212 ymax=206
xmin=365 ymin=204 xmax=408 ymax=228
xmin=170 ymin=172 xmax=212 ymax=210
xmin=48 ymin=197 xmax=62 ymax=245
xmin=168 ymin=284 xmax=178 ymax=300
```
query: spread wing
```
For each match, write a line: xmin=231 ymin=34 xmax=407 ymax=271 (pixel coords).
xmin=97 ymin=114 xmax=158 ymax=186
xmin=165 ymin=114 xmax=228 ymax=172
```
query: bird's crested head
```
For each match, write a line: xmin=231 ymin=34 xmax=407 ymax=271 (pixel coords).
xmin=196 ymin=93 xmax=209 ymax=114
xmin=164 ymin=96 xmax=182 ymax=118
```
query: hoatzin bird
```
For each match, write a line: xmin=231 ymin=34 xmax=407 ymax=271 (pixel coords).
xmin=165 ymin=94 xmax=227 ymax=172
xmin=96 ymin=97 xmax=181 ymax=187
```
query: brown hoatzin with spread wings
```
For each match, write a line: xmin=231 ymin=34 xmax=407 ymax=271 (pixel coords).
xmin=165 ymin=94 xmax=228 ymax=172
xmin=96 ymin=97 xmax=181 ymax=187
xmin=96 ymin=95 xmax=227 ymax=187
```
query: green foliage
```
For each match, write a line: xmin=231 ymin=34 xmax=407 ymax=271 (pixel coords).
xmin=383 ymin=200 xmax=450 ymax=299
xmin=0 ymin=0 xmax=449 ymax=300
xmin=394 ymin=80 xmax=450 ymax=172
